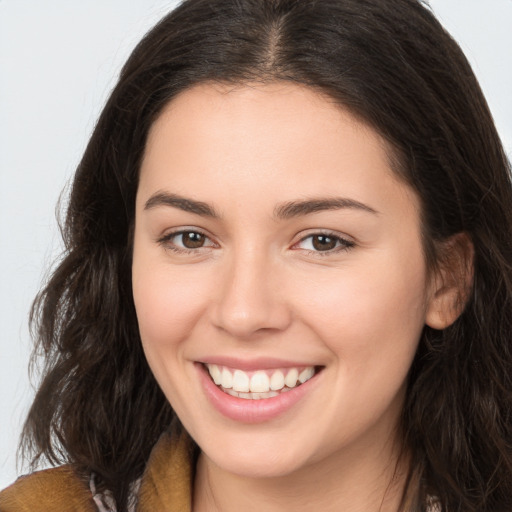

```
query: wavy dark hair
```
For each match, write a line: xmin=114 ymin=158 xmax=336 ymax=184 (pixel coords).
xmin=21 ymin=0 xmax=512 ymax=510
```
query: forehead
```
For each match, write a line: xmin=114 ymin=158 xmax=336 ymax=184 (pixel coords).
xmin=138 ymin=81 xmax=418 ymax=218
xmin=145 ymin=82 xmax=386 ymax=163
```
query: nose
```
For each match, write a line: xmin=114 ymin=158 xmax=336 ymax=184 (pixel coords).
xmin=210 ymin=248 xmax=292 ymax=339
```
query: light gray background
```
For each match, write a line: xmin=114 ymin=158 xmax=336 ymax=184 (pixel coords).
xmin=1 ymin=0 xmax=511 ymax=488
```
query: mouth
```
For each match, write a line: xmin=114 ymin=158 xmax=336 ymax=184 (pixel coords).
xmin=203 ymin=363 xmax=321 ymax=400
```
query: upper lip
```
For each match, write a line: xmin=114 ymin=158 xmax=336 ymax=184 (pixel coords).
xmin=197 ymin=356 xmax=321 ymax=372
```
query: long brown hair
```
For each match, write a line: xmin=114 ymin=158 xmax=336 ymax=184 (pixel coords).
xmin=22 ymin=1 xmax=512 ymax=510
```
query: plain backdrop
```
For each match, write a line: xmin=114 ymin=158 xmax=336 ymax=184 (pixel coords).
xmin=1 ymin=0 xmax=511 ymax=488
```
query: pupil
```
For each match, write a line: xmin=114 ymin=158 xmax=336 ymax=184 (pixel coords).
xmin=183 ymin=232 xmax=205 ymax=249
xmin=312 ymin=235 xmax=336 ymax=251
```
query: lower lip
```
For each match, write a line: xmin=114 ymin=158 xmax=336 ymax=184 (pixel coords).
xmin=196 ymin=363 xmax=321 ymax=424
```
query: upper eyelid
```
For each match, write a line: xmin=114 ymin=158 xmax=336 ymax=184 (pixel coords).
xmin=293 ymin=229 xmax=355 ymax=244
xmin=296 ymin=235 xmax=353 ymax=246
xmin=158 ymin=227 xmax=214 ymax=242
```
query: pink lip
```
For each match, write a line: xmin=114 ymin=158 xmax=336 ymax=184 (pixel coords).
xmin=196 ymin=362 xmax=321 ymax=424
xmin=199 ymin=356 xmax=315 ymax=372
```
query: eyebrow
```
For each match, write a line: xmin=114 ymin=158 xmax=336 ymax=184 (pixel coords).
xmin=144 ymin=192 xmax=219 ymax=217
xmin=144 ymin=191 xmax=378 ymax=219
xmin=274 ymin=197 xmax=379 ymax=219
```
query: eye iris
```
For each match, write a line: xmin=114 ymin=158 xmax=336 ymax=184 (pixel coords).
xmin=182 ymin=232 xmax=205 ymax=249
xmin=312 ymin=235 xmax=337 ymax=251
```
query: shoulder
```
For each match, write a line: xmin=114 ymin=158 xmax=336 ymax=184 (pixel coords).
xmin=0 ymin=465 xmax=97 ymax=512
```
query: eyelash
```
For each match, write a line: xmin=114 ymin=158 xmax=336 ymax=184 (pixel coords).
xmin=293 ymin=232 xmax=355 ymax=256
xmin=157 ymin=230 xmax=355 ymax=256
xmin=157 ymin=229 xmax=216 ymax=254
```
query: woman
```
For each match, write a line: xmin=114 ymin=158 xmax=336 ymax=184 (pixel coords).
xmin=1 ymin=0 xmax=511 ymax=510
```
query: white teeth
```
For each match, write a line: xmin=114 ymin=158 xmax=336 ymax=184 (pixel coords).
xmin=221 ymin=367 xmax=233 ymax=389
xmin=232 ymin=370 xmax=250 ymax=392
xmin=229 ymin=390 xmax=280 ymax=400
xmin=299 ymin=367 xmax=315 ymax=383
xmin=250 ymin=371 xmax=270 ymax=392
xmin=284 ymin=368 xmax=299 ymax=388
xmin=206 ymin=364 xmax=317 ymax=398
xmin=270 ymin=370 xmax=285 ymax=391
xmin=209 ymin=364 xmax=222 ymax=385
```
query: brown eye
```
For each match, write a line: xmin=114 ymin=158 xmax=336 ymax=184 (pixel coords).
xmin=181 ymin=231 xmax=206 ymax=248
xmin=158 ymin=229 xmax=215 ymax=253
xmin=311 ymin=235 xmax=337 ymax=251
xmin=294 ymin=232 xmax=355 ymax=255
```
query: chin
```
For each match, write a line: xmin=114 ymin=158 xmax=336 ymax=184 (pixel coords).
xmin=196 ymin=427 xmax=316 ymax=479
xmin=210 ymin=450 xmax=308 ymax=479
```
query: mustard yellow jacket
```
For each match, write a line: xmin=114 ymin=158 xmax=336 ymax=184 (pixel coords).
xmin=0 ymin=429 xmax=193 ymax=512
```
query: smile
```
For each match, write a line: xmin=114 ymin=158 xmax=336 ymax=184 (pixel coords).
xmin=205 ymin=364 xmax=316 ymax=400
xmin=197 ymin=361 xmax=323 ymax=422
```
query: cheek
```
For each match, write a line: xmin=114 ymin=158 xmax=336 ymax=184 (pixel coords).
xmin=293 ymin=251 xmax=428 ymax=375
xmin=132 ymin=258 xmax=209 ymax=353
xmin=131 ymin=257 xmax=216 ymax=417
xmin=288 ymin=256 xmax=427 ymax=447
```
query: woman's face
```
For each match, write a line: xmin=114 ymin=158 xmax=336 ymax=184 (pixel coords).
xmin=132 ymin=82 xmax=437 ymax=478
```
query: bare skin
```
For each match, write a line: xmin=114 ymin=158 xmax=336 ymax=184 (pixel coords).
xmin=132 ymin=82 xmax=465 ymax=511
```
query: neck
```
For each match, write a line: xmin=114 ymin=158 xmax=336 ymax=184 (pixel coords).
xmin=193 ymin=432 xmax=409 ymax=512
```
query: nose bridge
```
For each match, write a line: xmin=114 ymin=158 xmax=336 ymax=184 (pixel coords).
xmin=211 ymin=242 xmax=291 ymax=338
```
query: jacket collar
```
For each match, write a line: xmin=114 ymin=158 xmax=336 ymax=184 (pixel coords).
xmin=137 ymin=423 xmax=195 ymax=512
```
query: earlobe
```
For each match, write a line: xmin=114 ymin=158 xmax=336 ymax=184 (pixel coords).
xmin=425 ymin=284 xmax=464 ymax=330
xmin=425 ymin=232 xmax=474 ymax=330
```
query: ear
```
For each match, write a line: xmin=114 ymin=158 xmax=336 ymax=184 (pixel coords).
xmin=425 ymin=232 xmax=474 ymax=330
